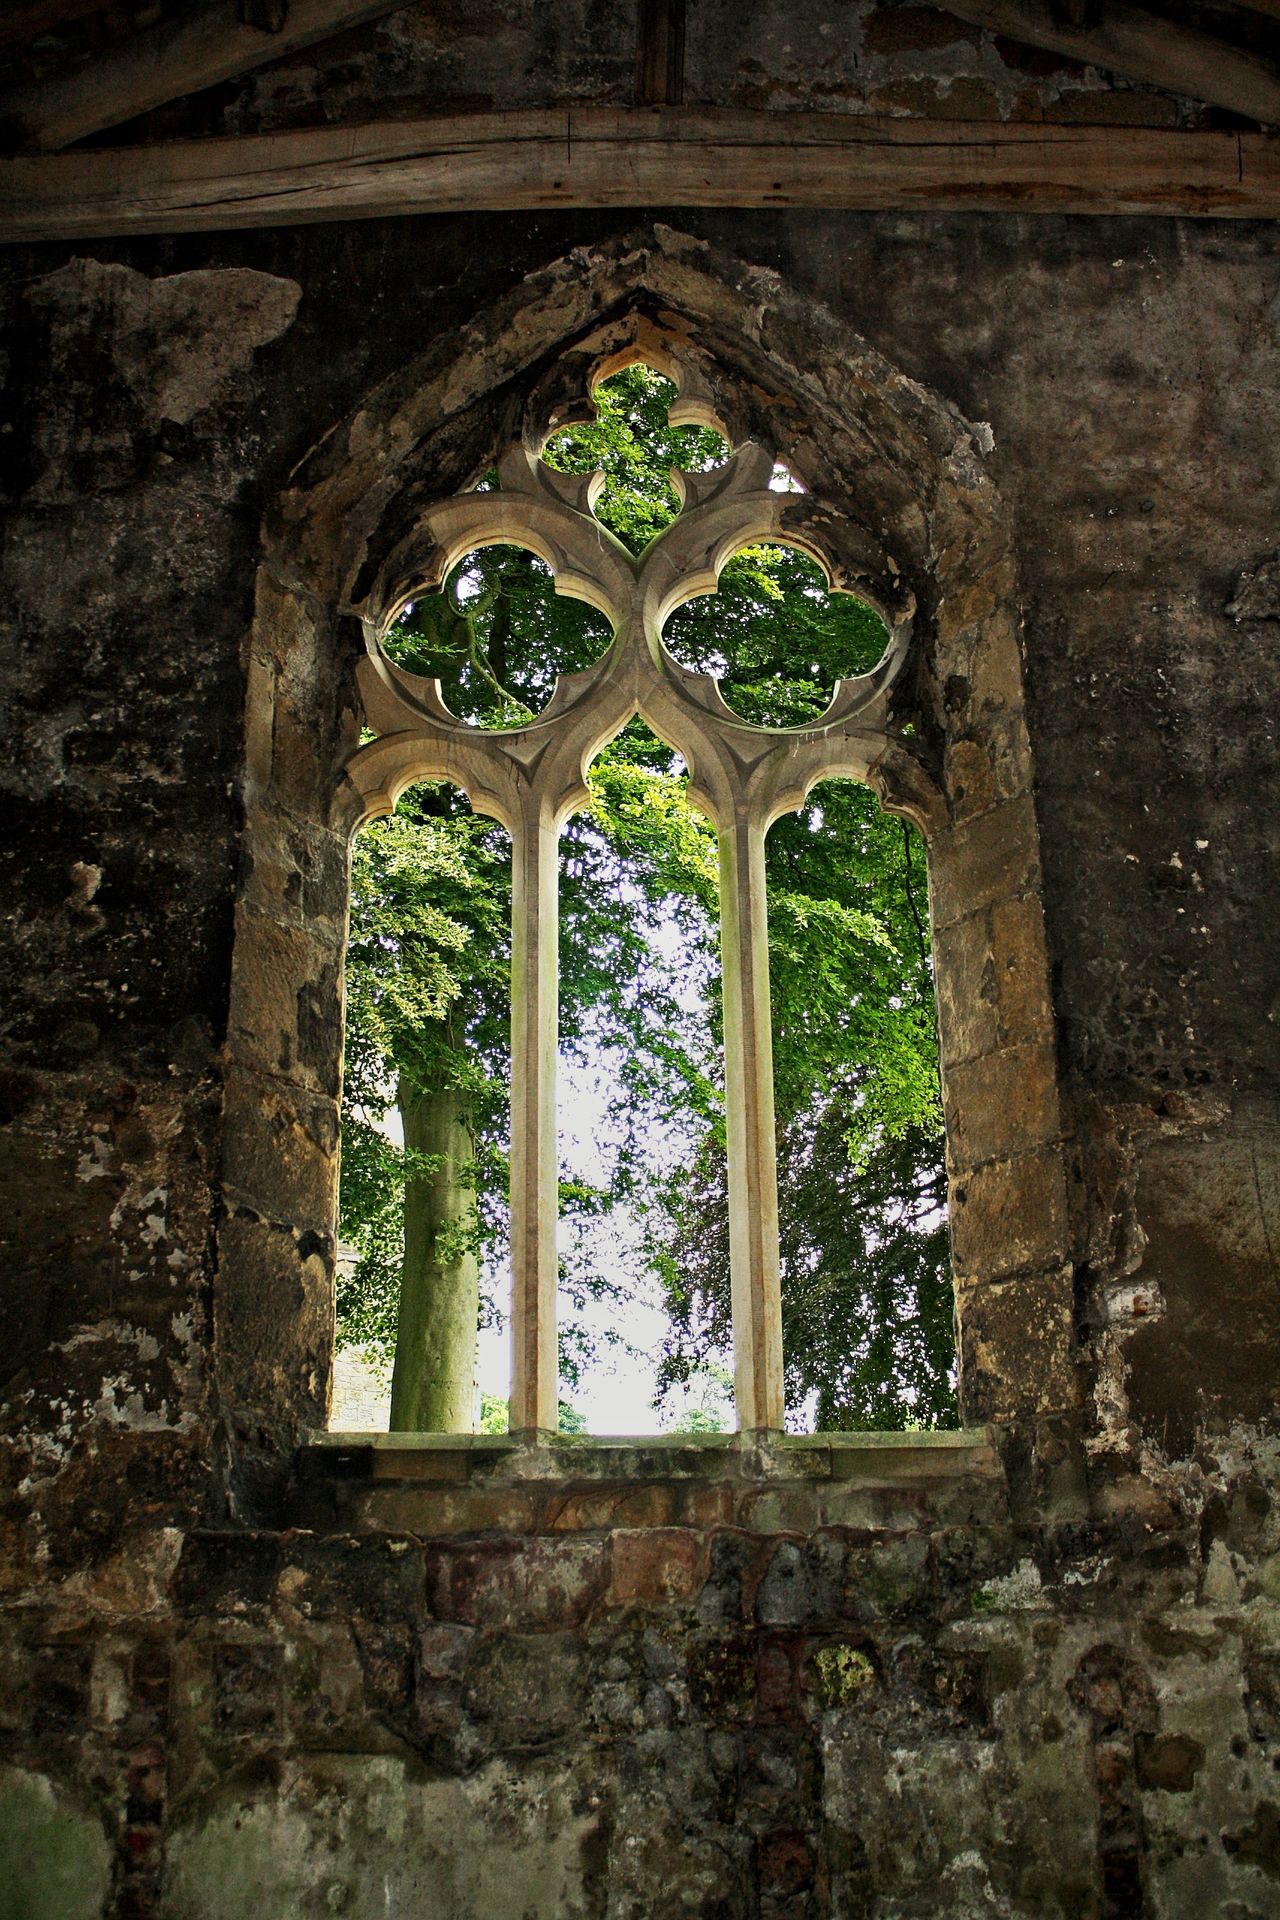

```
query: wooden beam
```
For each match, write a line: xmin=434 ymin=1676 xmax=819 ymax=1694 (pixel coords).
xmin=637 ymin=0 xmax=686 ymax=108
xmin=938 ymin=0 xmax=1280 ymax=127
xmin=0 ymin=0 xmax=405 ymax=152
xmin=1 ymin=108 xmax=1278 ymax=241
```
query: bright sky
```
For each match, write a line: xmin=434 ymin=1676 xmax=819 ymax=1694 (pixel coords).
xmin=370 ymin=956 xmax=732 ymax=1435
xmin=473 ymin=1048 xmax=734 ymax=1433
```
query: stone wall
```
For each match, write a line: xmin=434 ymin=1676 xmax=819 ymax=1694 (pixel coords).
xmin=1 ymin=207 xmax=1278 ymax=1914
xmin=5 ymin=1430 xmax=1280 ymax=1918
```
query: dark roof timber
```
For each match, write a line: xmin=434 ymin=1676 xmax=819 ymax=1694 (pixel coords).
xmin=2 ymin=107 xmax=1277 ymax=241
xmin=2 ymin=0 xmax=1279 ymax=157
xmin=938 ymin=0 xmax=1280 ymax=125
xmin=0 ymin=0 xmax=110 ymax=55
xmin=0 ymin=0 xmax=404 ymax=151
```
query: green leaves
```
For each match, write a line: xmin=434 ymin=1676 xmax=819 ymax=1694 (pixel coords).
xmin=665 ymin=539 xmax=890 ymax=727
xmin=543 ymin=362 xmax=728 ymax=553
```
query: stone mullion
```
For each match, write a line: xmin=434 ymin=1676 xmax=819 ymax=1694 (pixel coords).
xmin=505 ymin=787 xmax=564 ymax=1434
xmin=716 ymin=800 xmax=786 ymax=1432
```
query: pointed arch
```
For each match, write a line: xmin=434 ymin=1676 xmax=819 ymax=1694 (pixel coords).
xmin=217 ymin=227 xmax=1075 ymax=1506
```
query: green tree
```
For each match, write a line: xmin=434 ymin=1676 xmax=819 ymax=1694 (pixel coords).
xmin=337 ymin=363 xmax=955 ymax=1432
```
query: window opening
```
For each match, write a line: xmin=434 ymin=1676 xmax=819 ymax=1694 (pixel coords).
xmin=553 ymin=716 xmax=722 ymax=1433
xmin=334 ymin=780 xmax=510 ymax=1434
xmin=343 ymin=352 xmax=935 ymax=1433
xmin=663 ymin=538 xmax=887 ymax=726
xmin=387 ymin=539 xmax=614 ymax=725
xmin=655 ymin=538 xmax=955 ymax=1434
xmin=657 ymin=784 xmax=956 ymax=1435
xmin=542 ymin=360 xmax=730 ymax=551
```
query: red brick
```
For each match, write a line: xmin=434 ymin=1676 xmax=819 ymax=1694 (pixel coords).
xmin=756 ymin=1828 xmax=815 ymax=1896
xmin=756 ymin=1635 xmax=803 ymax=1721
xmin=425 ymin=1537 xmax=608 ymax=1629
xmin=609 ymin=1528 xmax=701 ymax=1606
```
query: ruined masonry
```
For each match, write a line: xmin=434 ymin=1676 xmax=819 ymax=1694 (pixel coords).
xmin=2 ymin=5 xmax=1280 ymax=1917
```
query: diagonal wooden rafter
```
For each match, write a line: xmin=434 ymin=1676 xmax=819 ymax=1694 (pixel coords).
xmin=1 ymin=109 xmax=1278 ymax=242
xmin=937 ymin=0 xmax=1280 ymax=126
xmin=0 ymin=0 xmax=405 ymax=153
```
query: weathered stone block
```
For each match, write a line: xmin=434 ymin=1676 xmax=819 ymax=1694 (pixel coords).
xmin=212 ymin=1641 xmax=282 ymax=1741
xmin=943 ymin=1039 xmax=1060 ymax=1168
xmin=278 ymin=1534 xmax=425 ymax=1623
xmin=463 ymin=1631 xmax=585 ymax=1743
xmin=220 ymin=1072 xmax=338 ymax=1225
xmin=929 ymin=791 xmax=1040 ymax=932
xmin=544 ymin=1482 xmax=677 ymax=1532
xmin=1135 ymin=1731 xmax=1204 ymax=1791
xmin=355 ymin=1485 xmax=540 ymax=1535
xmin=369 ymin=1448 xmax=472 ymax=1485
xmin=349 ymin=1618 xmax=416 ymax=1717
xmin=933 ymin=907 xmax=1000 ymax=1065
xmin=425 ymin=1537 xmax=609 ymax=1629
xmin=688 ymin=1632 xmax=758 ymax=1722
xmin=609 ymin=1528 xmax=702 ymax=1606
xmin=755 ymin=1540 xmax=815 ymax=1627
xmin=756 ymin=1634 xmax=802 ymax=1719
xmin=931 ymin=1525 xmax=1018 ymax=1601
xmin=173 ymin=1532 xmax=283 ymax=1618
xmin=991 ymin=708 xmax=1034 ymax=804
xmin=213 ymin=1211 xmax=333 ymax=1430
xmin=949 ymin=1146 xmax=1070 ymax=1282
xmin=843 ymin=1533 xmax=935 ymax=1621
xmin=223 ymin=910 xmax=342 ymax=1095
xmin=969 ymin=603 xmax=1027 ymax=715
xmin=680 ymin=1483 xmax=739 ymax=1529
xmin=281 ymin=1624 xmax=369 ymax=1748
xmin=740 ymin=1486 xmax=823 ymax=1535
xmin=956 ymin=1267 xmax=1083 ymax=1420
xmin=239 ymin=810 xmax=347 ymax=932
xmin=697 ymin=1529 xmax=770 ymax=1624
xmin=990 ymin=892 xmax=1054 ymax=1048
xmin=945 ymin=735 xmax=998 ymax=822
xmin=416 ymin=1622 xmax=475 ymax=1681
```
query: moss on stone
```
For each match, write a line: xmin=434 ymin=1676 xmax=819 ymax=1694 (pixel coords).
xmin=812 ymin=1643 xmax=876 ymax=1708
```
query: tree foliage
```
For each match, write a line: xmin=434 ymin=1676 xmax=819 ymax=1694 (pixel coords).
xmin=337 ymin=363 xmax=956 ymax=1430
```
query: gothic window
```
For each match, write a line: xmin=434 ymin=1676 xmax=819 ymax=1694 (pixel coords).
xmin=341 ymin=350 xmax=924 ymax=1433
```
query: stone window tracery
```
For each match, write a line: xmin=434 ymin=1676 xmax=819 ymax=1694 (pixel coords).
xmin=221 ymin=245 xmax=1074 ymax=1491
xmin=342 ymin=347 xmax=924 ymax=1433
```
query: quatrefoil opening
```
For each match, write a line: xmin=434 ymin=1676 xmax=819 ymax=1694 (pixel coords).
xmin=383 ymin=541 xmax=616 ymax=731
xmin=661 ymin=536 xmax=893 ymax=732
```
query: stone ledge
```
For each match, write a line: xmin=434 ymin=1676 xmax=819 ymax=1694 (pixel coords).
xmin=295 ymin=1429 xmax=1007 ymax=1535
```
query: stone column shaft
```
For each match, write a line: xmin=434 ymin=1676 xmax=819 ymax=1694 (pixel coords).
xmin=718 ymin=807 xmax=784 ymax=1430
xmin=507 ymin=796 xmax=561 ymax=1431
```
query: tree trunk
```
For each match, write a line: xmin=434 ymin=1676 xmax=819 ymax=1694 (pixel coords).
xmin=389 ymin=1075 xmax=479 ymax=1431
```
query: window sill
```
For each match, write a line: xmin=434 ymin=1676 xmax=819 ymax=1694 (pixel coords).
xmin=297 ymin=1427 xmax=1006 ymax=1535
